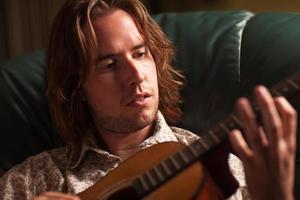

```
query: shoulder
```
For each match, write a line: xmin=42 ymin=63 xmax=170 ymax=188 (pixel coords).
xmin=21 ymin=147 xmax=67 ymax=173
xmin=170 ymin=126 xmax=200 ymax=145
xmin=0 ymin=147 xmax=67 ymax=197
xmin=0 ymin=148 xmax=66 ymax=188
xmin=2 ymin=147 xmax=66 ymax=175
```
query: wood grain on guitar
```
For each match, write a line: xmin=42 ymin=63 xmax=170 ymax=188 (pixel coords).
xmin=77 ymin=71 xmax=300 ymax=200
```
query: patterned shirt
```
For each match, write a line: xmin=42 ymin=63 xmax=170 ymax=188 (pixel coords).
xmin=0 ymin=112 xmax=249 ymax=200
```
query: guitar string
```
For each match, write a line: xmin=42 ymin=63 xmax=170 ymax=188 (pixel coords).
xmin=133 ymin=73 xmax=300 ymax=197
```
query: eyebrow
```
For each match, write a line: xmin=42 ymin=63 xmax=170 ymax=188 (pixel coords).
xmin=96 ymin=42 xmax=146 ymax=62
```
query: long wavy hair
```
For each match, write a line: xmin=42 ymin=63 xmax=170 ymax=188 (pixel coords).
xmin=47 ymin=0 xmax=184 ymax=147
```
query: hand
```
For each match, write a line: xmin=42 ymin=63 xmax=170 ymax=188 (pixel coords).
xmin=229 ymin=86 xmax=297 ymax=200
xmin=32 ymin=192 xmax=80 ymax=200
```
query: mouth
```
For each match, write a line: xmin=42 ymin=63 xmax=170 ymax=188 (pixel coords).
xmin=126 ymin=93 xmax=152 ymax=107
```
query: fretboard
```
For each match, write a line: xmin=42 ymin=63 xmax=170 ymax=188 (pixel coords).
xmin=133 ymin=71 xmax=300 ymax=198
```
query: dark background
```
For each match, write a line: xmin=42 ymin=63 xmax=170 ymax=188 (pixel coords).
xmin=0 ymin=0 xmax=300 ymax=62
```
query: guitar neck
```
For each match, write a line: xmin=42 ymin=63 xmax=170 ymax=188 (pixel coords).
xmin=133 ymin=70 xmax=300 ymax=198
xmin=190 ymin=70 xmax=300 ymax=160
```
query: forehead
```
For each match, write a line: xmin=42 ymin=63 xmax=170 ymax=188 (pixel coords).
xmin=91 ymin=9 xmax=144 ymax=53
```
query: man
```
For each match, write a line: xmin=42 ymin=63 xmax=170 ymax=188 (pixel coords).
xmin=0 ymin=0 xmax=297 ymax=200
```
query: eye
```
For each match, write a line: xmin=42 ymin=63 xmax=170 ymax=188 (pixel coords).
xmin=133 ymin=45 xmax=149 ymax=59
xmin=105 ymin=62 xmax=115 ymax=70
xmin=133 ymin=51 xmax=146 ymax=59
xmin=96 ymin=58 xmax=117 ymax=73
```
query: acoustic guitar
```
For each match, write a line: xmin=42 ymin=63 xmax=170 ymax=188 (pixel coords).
xmin=78 ymin=71 xmax=300 ymax=200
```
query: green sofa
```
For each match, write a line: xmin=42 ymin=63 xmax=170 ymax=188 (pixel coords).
xmin=0 ymin=11 xmax=300 ymax=197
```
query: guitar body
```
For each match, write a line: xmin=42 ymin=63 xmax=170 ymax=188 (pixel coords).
xmin=78 ymin=142 xmax=223 ymax=200
xmin=76 ymin=71 xmax=300 ymax=200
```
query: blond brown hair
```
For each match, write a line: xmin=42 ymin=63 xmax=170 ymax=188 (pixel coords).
xmin=47 ymin=0 xmax=184 ymax=145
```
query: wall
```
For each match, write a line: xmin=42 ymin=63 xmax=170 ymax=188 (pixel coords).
xmin=2 ymin=0 xmax=66 ymax=60
xmin=2 ymin=0 xmax=300 ymax=61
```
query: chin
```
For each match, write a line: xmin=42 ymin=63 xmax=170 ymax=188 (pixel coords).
xmin=126 ymin=108 xmax=157 ymax=131
xmin=139 ymin=107 xmax=157 ymax=121
xmin=96 ymin=107 xmax=158 ymax=134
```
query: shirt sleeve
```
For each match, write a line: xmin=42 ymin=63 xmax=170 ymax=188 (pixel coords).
xmin=0 ymin=151 xmax=65 ymax=200
xmin=227 ymin=153 xmax=251 ymax=200
xmin=0 ymin=159 xmax=36 ymax=200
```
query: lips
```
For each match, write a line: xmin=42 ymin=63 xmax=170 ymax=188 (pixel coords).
xmin=126 ymin=92 xmax=151 ymax=107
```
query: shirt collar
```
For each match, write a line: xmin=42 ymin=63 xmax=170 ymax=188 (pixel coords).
xmin=66 ymin=129 xmax=114 ymax=169
xmin=139 ymin=111 xmax=179 ymax=149
xmin=66 ymin=110 xmax=179 ymax=169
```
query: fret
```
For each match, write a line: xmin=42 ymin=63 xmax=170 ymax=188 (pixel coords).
xmin=286 ymin=79 xmax=300 ymax=89
xmin=117 ymin=71 xmax=300 ymax=200
xmin=153 ymin=165 xmax=164 ymax=182
xmin=132 ymin=178 xmax=145 ymax=198
xmin=169 ymin=155 xmax=180 ymax=170
xmin=282 ymin=87 xmax=289 ymax=93
xmin=231 ymin=114 xmax=243 ymax=127
xmin=138 ymin=175 xmax=149 ymax=192
xmin=271 ymin=88 xmax=282 ymax=96
xmin=165 ymin=158 xmax=177 ymax=174
xmin=157 ymin=163 xmax=168 ymax=178
xmin=149 ymin=168 xmax=161 ymax=184
xmin=197 ymin=138 xmax=209 ymax=150
xmin=193 ymin=141 xmax=204 ymax=151
xmin=182 ymin=147 xmax=195 ymax=161
xmin=142 ymin=173 xmax=153 ymax=190
xmin=178 ymin=150 xmax=189 ymax=164
xmin=228 ymin=122 xmax=236 ymax=129
xmin=208 ymin=130 xmax=220 ymax=143
xmin=161 ymin=160 xmax=172 ymax=176
xmin=220 ymin=123 xmax=231 ymax=134
xmin=145 ymin=170 xmax=156 ymax=187
xmin=187 ymin=144 xmax=198 ymax=157
xmin=173 ymin=153 xmax=184 ymax=166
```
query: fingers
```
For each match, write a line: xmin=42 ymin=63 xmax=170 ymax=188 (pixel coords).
xmin=255 ymin=86 xmax=297 ymax=153
xmin=254 ymin=86 xmax=282 ymax=149
xmin=230 ymin=85 xmax=297 ymax=159
xmin=242 ymin=96 xmax=268 ymax=149
xmin=229 ymin=85 xmax=297 ymax=200
xmin=228 ymin=129 xmax=253 ymax=163
xmin=274 ymin=97 xmax=297 ymax=151
xmin=229 ymin=94 xmax=266 ymax=163
xmin=32 ymin=192 xmax=80 ymax=200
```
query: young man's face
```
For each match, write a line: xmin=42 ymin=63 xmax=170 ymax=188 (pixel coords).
xmin=83 ymin=9 xmax=159 ymax=134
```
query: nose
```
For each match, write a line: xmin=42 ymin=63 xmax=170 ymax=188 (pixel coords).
xmin=123 ymin=58 xmax=145 ymax=86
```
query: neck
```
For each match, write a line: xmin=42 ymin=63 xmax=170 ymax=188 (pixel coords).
xmin=97 ymin=124 xmax=154 ymax=160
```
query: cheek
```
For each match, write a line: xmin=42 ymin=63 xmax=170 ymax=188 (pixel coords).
xmin=150 ymin=63 xmax=158 ymax=88
xmin=144 ymin=59 xmax=158 ymax=82
xmin=83 ymin=78 xmax=120 ymax=110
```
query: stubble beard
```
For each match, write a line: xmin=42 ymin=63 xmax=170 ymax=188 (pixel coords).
xmin=93 ymin=106 xmax=158 ymax=134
